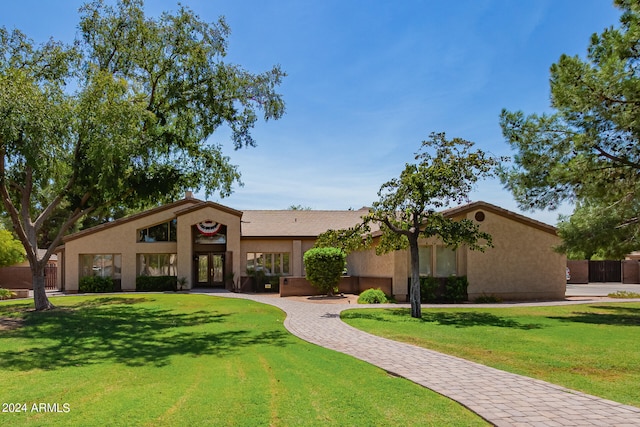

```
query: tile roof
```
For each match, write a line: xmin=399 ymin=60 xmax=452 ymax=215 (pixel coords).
xmin=241 ymin=208 xmax=372 ymax=238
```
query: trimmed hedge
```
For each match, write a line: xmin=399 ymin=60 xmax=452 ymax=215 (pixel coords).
xmin=303 ymin=247 xmax=346 ymax=295
xmin=415 ymin=276 xmax=469 ymax=303
xmin=136 ymin=275 xmax=177 ymax=292
xmin=358 ymin=288 xmax=389 ymax=304
xmin=79 ymin=276 xmax=116 ymax=293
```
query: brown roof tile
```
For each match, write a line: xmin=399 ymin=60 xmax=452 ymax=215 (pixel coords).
xmin=241 ymin=208 xmax=371 ymax=238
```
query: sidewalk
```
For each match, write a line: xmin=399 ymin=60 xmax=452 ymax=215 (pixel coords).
xmin=201 ymin=290 xmax=640 ymax=427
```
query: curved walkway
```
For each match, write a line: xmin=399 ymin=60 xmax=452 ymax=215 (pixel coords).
xmin=199 ymin=290 xmax=640 ymax=427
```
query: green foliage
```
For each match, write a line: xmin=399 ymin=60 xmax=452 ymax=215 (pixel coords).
xmin=0 ymin=0 xmax=285 ymax=309
xmin=608 ymin=290 xmax=640 ymax=299
xmin=500 ymin=1 xmax=640 ymax=257
xmin=419 ymin=276 xmax=440 ymax=303
xmin=369 ymin=133 xmax=499 ymax=317
xmin=418 ymin=276 xmax=469 ymax=303
xmin=474 ymin=294 xmax=503 ymax=304
xmin=0 ymin=228 xmax=25 ymax=267
xmin=303 ymin=247 xmax=346 ymax=295
xmin=315 ymin=222 xmax=372 ymax=254
xmin=0 ymin=288 xmax=15 ymax=300
xmin=357 ymin=288 xmax=389 ymax=304
xmin=445 ymin=276 xmax=468 ymax=303
xmin=135 ymin=275 xmax=177 ymax=292
xmin=79 ymin=276 xmax=115 ymax=293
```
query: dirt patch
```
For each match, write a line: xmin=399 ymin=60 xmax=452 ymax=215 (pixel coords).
xmin=0 ymin=317 xmax=24 ymax=331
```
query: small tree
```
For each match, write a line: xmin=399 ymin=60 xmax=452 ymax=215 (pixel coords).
xmin=320 ymin=133 xmax=501 ymax=318
xmin=303 ymin=247 xmax=346 ymax=296
xmin=0 ymin=228 xmax=25 ymax=267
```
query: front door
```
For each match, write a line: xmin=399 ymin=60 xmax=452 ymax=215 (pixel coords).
xmin=195 ymin=253 xmax=225 ymax=287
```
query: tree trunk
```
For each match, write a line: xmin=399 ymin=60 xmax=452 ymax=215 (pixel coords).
xmin=32 ymin=265 xmax=55 ymax=311
xmin=408 ymin=238 xmax=422 ymax=318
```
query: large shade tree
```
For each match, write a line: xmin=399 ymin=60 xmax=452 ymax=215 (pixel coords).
xmin=500 ymin=0 xmax=640 ymax=258
xmin=0 ymin=0 xmax=285 ymax=310
xmin=318 ymin=133 xmax=500 ymax=318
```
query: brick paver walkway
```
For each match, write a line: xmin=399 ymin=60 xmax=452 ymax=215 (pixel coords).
xmin=199 ymin=290 xmax=640 ymax=426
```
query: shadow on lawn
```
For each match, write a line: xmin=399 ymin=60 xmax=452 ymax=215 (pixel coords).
xmin=549 ymin=305 xmax=640 ymax=326
xmin=0 ymin=296 xmax=289 ymax=371
xmin=344 ymin=309 xmax=543 ymax=330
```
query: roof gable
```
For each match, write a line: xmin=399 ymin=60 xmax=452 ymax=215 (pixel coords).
xmin=63 ymin=198 xmax=202 ymax=243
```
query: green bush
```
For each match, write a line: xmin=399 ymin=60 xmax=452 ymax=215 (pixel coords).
xmin=79 ymin=276 xmax=115 ymax=293
xmin=419 ymin=276 xmax=440 ymax=303
xmin=445 ymin=276 xmax=468 ymax=303
xmin=0 ymin=288 xmax=15 ymax=300
xmin=136 ymin=275 xmax=177 ymax=292
xmin=474 ymin=293 xmax=503 ymax=303
xmin=416 ymin=276 xmax=468 ymax=303
xmin=303 ymin=247 xmax=346 ymax=296
xmin=358 ymin=288 xmax=389 ymax=304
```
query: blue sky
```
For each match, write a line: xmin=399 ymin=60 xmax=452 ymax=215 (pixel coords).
xmin=1 ymin=1 xmax=623 ymax=225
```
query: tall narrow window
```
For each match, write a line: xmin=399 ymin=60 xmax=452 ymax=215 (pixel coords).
xmin=435 ymin=246 xmax=457 ymax=277
xmin=418 ymin=246 xmax=432 ymax=276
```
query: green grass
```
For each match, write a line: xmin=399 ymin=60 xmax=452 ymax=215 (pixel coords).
xmin=342 ymin=303 xmax=640 ymax=407
xmin=0 ymin=294 xmax=487 ymax=426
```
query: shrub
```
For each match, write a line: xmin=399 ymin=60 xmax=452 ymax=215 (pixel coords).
xmin=79 ymin=276 xmax=115 ymax=293
xmin=136 ymin=275 xmax=177 ymax=292
xmin=358 ymin=288 xmax=389 ymax=304
xmin=303 ymin=247 xmax=346 ymax=296
xmin=445 ymin=276 xmax=468 ymax=303
xmin=608 ymin=290 xmax=640 ymax=299
xmin=416 ymin=276 xmax=469 ymax=303
xmin=474 ymin=293 xmax=503 ymax=303
xmin=419 ymin=276 xmax=440 ymax=303
xmin=0 ymin=288 xmax=15 ymax=300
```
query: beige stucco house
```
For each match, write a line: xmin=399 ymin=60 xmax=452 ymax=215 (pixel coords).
xmin=56 ymin=195 xmax=566 ymax=301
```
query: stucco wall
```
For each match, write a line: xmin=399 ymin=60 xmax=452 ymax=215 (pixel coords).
xmin=62 ymin=201 xmax=242 ymax=292
xmin=465 ymin=208 xmax=565 ymax=300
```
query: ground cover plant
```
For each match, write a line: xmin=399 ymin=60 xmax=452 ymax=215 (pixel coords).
xmin=342 ymin=303 xmax=640 ymax=407
xmin=0 ymin=294 xmax=487 ymax=426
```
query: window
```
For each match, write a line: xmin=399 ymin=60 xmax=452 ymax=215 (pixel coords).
xmin=138 ymin=254 xmax=177 ymax=277
xmin=436 ymin=246 xmax=457 ymax=277
xmin=418 ymin=246 xmax=432 ymax=276
xmin=246 ymin=252 xmax=290 ymax=275
xmin=417 ymin=245 xmax=458 ymax=277
xmin=80 ymin=254 xmax=122 ymax=279
xmin=138 ymin=219 xmax=177 ymax=242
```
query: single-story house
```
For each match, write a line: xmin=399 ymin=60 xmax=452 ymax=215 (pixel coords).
xmin=56 ymin=194 xmax=566 ymax=301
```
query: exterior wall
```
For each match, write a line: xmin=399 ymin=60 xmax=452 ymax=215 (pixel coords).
xmin=62 ymin=201 xmax=242 ymax=292
xmin=0 ymin=267 xmax=32 ymax=289
xmin=464 ymin=208 xmax=565 ymax=300
xmin=176 ymin=206 xmax=241 ymax=289
xmin=63 ymin=206 xmax=186 ymax=292
xmin=279 ymin=276 xmax=392 ymax=297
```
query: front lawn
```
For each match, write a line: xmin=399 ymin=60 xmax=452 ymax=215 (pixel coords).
xmin=0 ymin=294 xmax=487 ymax=426
xmin=342 ymin=303 xmax=640 ymax=407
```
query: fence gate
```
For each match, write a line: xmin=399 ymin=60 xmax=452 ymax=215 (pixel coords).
xmin=588 ymin=260 xmax=622 ymax=283
xmin=44 ymin=263 xmax=58 ymax=290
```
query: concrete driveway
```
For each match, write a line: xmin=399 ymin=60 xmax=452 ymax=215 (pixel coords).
xmin=566 ymin=283 xmax=640 ymax=297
